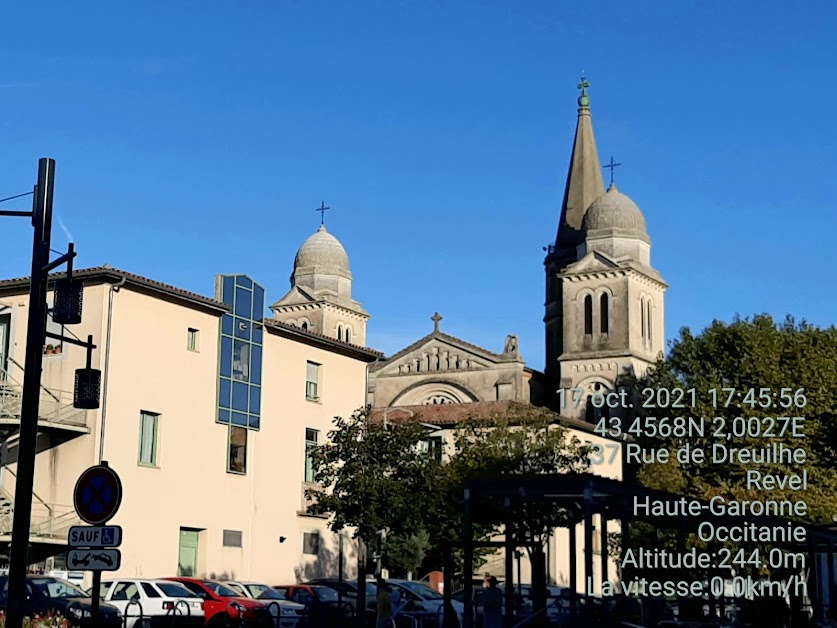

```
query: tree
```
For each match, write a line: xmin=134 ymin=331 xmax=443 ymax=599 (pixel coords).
xmin=437 ymin=402 xmax=592 ymax=617
xmin=306 ymin=406 xmax=441 ymax=614
xmin=621 ymin=315 xmax=837 ymax=593
xmin=384 ymin=529 xmax=431 ymax=578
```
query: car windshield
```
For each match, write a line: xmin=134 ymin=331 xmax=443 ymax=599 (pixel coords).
xmin=203 ymin=581 xmax=242 ymax=597
xmin=313 ymin=587 xmax=338 ymax=601
xmin=156 ymin=582 xmax=199 ymax=598
xmin=248 ymin=584 xmax=285 ymax=600
xmin=29 ymin=577 xmax=87 ymax=599
xmin=396 ymin=581 xmax=443 ymax=600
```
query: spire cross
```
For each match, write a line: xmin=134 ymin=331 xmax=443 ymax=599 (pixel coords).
xmin=431 ymin=312 xmax=442 ymax=332
xmin=315 ymin=201 xmax=330 ymax=225
xmin=578 ymin=76 xmax=589 ymax=97
xmin=604 ymin=157 xmax=622 ymax=186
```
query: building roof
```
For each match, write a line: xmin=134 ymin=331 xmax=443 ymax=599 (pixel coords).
xmin=262 ymin=318 xmax=383 ymax=362
xmin=368 ymin=400 xmax=614 ymax=438
xmin=0 ymin=265 xmax=229 ymax=314
xmin=293 ymin=224 xmax=351 ymax=278
xmin=582 ymin=183 xmax=649 ymax=243
xmin=553 ymin=78 xmax=606 ymax=254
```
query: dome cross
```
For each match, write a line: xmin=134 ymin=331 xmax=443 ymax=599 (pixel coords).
xmin=604 ymin=157 xmax=622 ymax=187
xmin=315 ymin=201 xmax=330 ymax=225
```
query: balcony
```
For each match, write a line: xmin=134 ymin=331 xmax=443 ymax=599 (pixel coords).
xmin=0 ymin=475 xmax=80 ymax=563
xmin=0 ymin=362 xmax=89 ymax=465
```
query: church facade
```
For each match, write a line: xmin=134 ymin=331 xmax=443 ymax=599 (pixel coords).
xmin=365 ymin=79 xmax=666 ymax=591
xmin=369 ymin=79 xmax=666 ymax=421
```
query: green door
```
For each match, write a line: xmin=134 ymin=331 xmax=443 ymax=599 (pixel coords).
xmin=177 ymin=529 xmax=200 ymax=576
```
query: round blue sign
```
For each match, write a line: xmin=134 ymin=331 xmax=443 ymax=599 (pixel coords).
xmin=73 ymin=463 xmax=123 ymax=525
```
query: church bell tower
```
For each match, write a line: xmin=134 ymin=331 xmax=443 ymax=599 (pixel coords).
xmin=544 ymin=79 xmax=667 ymax=420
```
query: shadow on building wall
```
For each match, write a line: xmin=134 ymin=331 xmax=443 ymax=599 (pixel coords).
xmin=294 ymin=531 xmax=358 ymax=583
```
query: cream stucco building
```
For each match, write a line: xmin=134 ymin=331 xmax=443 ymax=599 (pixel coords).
xmin=0 ymin=225 xmax=380 ymax=585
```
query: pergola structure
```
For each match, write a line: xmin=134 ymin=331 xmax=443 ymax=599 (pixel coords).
xmin=446 ymin=472 xmax=837 ymax=628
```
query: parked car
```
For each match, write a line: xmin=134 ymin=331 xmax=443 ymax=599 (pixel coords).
xmin=385 ymin=580 xmax=466 ymax=627
xmin=305 ymin=578 xmax=378 ymax=625
xmin=223 ymin=581 xmax=305 ymax=627
xmin=164 ymin=577 xmax=272 ymax=627
xmin=0 ymin=575 xmax=122 ymax=627
xmin=98 ymin=578 xmax=204 ymax=628
xmin=274 ymin=584 xmax=353 ymax=625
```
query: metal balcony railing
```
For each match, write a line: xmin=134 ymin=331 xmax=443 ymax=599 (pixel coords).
xmin=0 ymin=481 xmax=79 ymax=542
xmin=0 ymin=362 xmax=87 ymax=428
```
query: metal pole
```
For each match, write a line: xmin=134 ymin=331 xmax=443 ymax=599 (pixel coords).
xmin=5 ymin=159 xmax=55 ymax=628
xmin=90 ymin=571 xmax=102 ymax=619
xmin=338 ymin=532 xmax=344 ymax=628
xmin=504 ymin=498 xmax=514 ymax=628
xmin=463 ymin=488 xmax=473 ymax=628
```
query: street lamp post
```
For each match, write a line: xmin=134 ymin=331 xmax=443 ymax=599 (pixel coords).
xmin=0 ymin=159 xmax=99 ymax=628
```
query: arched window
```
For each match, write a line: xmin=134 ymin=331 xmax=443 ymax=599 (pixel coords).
xmin=584 ymin=295 xmax=593 ymax=335
xmin=337 ymin=324 xmax=343 ymax=341
xmin=646 ymin=301 xmax=652 ymax=344
xmin=345 ymin=327 xmax=352 ymax=343
xmin=640 ymin=298 xmax=646 ymax=341
xmin=585 ymin=398 xmax=595 ymax=423
xmin=301 ymin=321 xmax=308 ymax=331
xmin=600 ymin=294 xmax=609 ymax=334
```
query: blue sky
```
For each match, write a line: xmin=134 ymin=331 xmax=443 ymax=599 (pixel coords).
xmin=1 ymin=1 xmax=834 ymax=369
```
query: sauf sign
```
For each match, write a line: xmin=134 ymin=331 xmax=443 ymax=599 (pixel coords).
xmin=68 ymin=525 xmax=122 ymax=549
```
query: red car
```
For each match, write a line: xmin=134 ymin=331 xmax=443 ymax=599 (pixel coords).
xmin=165 ymin=577 xmax=273 ymax=626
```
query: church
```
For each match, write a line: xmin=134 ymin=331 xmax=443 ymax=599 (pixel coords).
xmin=367 ymin=78 xmax=667 ymax=422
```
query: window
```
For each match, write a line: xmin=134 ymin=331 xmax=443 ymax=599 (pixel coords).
xmin=304 ymin=428 xmax=319 ymax=483
xmin=111 ymin=582 xmax=139 ymax=601
xmin=187 ymin=328 xmax=200 ymax=352
xmin=337 ymin=324 xmax=343 ymax=341
xmin=640 ymin=297 xmax=646 ymax=341
xmin=600 ymin=294 xmax=609 ymax=334
xmin=303 ymin=531 xmax=320 ymax=555
xmin=233 ymin=341 xmax=250 ymax=381
xmin=138 ymin=411 xmax=159 ymax=466
xmin=301 ymin=321 xmax=308 ymax=331
xmin=141 ymin=583 xmax=161 ymax=598
xmin=306 ymin=361 xmax=320 ymax=401
xmin=228 ymin=426 xmax=247 ymax=474
xmin=583 ymin=295 xmax=593 ymax=335
xmin=419 ymin=436 xmax=444 ymax=461
xmin=223 ymin=530 xmax=243 ymax=548
xmin=646 ymin=300 xmax=652 ymax=344
xmin=345 ymin=327 xmax=352 ymax=343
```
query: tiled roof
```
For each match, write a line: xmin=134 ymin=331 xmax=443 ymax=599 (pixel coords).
xmin=368 ymin=400 xmax=607 ymax=436
xmin=0 ymin=265 xmax=229 ymax=313
xmin=262 ymin=318 xmax=384 ymax=361
xmin=369 ymin=401 xmax=517 ymax=425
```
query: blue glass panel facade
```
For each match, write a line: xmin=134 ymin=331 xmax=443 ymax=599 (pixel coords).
xmin=216 ymin=274 xmax=264 ymax=430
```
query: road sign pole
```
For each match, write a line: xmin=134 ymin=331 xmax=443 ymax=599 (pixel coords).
xmin=91 ymin=571 xmax=101 ymax=619
xmin=6 ymin=159 xmax=56 ymax=628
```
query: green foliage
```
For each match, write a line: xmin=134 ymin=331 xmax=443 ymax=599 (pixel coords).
xmin=308 ymin=401 xmax=596 ymax=578
xmin=629 ymin=314 xmax=837 ymax=520
xmin=384 ymin=529 xmax=432 ymax=577
xmin=444 ymin=402 xmax=593 ymax=547
xmin=623 ymin=315 xmax=837 ymax=579
xmin=306 ymin=406 xmax=440 ymax=547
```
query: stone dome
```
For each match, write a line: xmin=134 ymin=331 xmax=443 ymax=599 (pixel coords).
xmin=293 ymin=225 xmax=351 ymax=276
xmin=582 ymin=184 xmax=649 ymax=242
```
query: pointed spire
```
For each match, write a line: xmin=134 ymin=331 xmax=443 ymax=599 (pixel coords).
xmin=553 ymin=76 xmax=605 ymax=256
